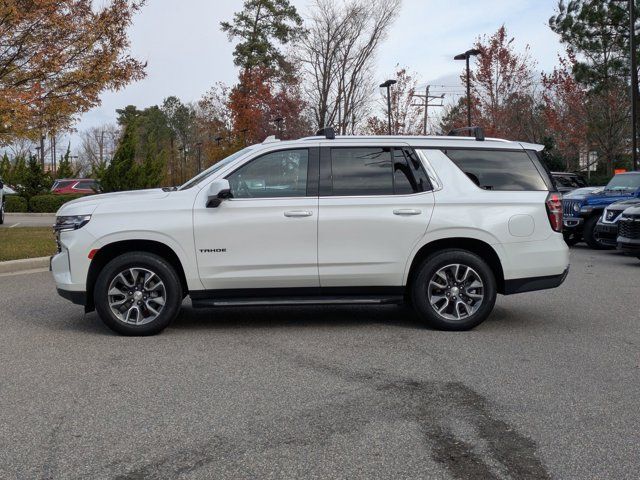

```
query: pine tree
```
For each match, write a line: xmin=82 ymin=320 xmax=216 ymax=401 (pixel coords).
xmin=101 ymin=121 xmax=139 ymax=192
xmin=56 ymin=143 xmax=75 ymax=179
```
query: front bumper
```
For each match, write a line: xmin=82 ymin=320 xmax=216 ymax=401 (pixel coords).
xmin=594 ymin=222 xmax=619 ymax=247
xmin=563 ymin=216 xmax=584 ymax=231
xmin=56 ymin=288 xmax=87 ymax=306
xmin=617 ymin=236 xmax=640 ymax=254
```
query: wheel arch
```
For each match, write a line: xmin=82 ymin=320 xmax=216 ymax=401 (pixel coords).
xmin=86 ymin=239 xmax=188 ymax=312
xmin=405 ymin=237 xmax=505 ymax=296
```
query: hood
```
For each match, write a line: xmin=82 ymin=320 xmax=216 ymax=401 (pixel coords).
xmin=56 ymin=188 xmax=169 ymax=216
xmin=584 ymin=189 xmax=639 ymax=206
xmin=622 ymin=205 xmax=640 ymax=216
xmin=607 ymin=198 xmax=640 ymax=210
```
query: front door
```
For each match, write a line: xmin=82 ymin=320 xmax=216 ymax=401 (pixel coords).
xmin=194 ymin=147 xmax=319 ymax=290
xmin=318 ymin=145 xmax=434 ymax=287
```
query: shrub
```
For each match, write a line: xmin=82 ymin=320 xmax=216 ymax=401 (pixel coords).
xmin=28 ymin=194 xmax=85 ymax=213
xmin=4 ymin=195 xmax=28 ymax=212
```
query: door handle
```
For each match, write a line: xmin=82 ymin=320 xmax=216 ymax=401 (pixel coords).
xmin=393 ymin=209 xmax=422 ymax=216
xmin=284 ymin=210 xmax=313 ymax=217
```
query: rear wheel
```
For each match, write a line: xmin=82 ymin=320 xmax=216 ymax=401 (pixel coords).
xmin=411 ymin=249 xmax=497 ymax=331
xmin=94 ymin=252 xmax=182 ymax=335
xmin=583 ymin=215 xmax=612 ymax=250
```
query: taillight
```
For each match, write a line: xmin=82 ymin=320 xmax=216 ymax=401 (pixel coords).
xmin=546 ymin=192 xmax=563 ymax=232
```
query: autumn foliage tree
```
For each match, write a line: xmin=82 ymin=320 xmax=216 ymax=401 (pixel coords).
xmin=542 ymin=53 xmax=588 ymax=170
xmin=0 ymin=0 xmax=146 ymax=141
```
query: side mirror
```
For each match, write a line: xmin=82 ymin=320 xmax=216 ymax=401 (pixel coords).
xmin=0 ymin=181 xmax=4 ymax=190
xmin=206 ymin=179 xmax=232 ymax=208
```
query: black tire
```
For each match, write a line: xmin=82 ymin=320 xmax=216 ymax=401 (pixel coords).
xmin=563 ymin=230 xmax=580 ymax=247
xmin=583 ymin=215 xmax=612 ymax=250
xmin=94 ymin=251 xmax=182 ymax=336
xmin=411 ymin=249 xmax=497 ymax=331
xmin=0 ymin=200 xmax=4 ymax=225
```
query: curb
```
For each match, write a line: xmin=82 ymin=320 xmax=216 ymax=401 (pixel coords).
xmin=5 ymin=213 xmax=55 ymax=217
xmin=0 ymin=256 xmax=50 ymax=274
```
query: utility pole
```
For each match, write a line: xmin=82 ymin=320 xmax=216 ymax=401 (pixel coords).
xmin=411 ymin=86 xmax=445 ymax=135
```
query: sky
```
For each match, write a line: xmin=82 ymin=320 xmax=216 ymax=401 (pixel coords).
xmin=70 ymin=0 xmax=564 ymax=146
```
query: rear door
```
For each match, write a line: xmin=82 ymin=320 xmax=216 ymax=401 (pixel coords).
xmin=318 ymin=144 xmax=434 ymax=287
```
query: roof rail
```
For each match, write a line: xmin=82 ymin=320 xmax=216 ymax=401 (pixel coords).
xmin=316 ymin=127 xmax=336 ymax=140
xmin=262 ymin=135 xmax=280 ymax=144
xmin=447 ymin=126 xmax=485 ymax=141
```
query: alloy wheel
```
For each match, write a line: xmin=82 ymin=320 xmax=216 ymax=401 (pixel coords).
xmin=427 ymin=263 xmax=484 ymax=321
xmin=107 ymin=267 xmax=166 ymax=325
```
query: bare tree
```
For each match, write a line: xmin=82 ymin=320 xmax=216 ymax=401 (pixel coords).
xmin=298 ymin=0 xmax=401 ymax=134
xmin=79 ymin=125 xmax=120 ymax=177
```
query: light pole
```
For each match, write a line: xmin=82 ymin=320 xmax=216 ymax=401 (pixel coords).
xmin=379 ymin=79 xmax=397 ymax=135
xmin=454 ymin=48 xmax=481 ymax=129
xmin=195 ymin=142 xmax=202 ymax=173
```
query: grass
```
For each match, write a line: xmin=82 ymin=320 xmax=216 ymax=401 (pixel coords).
xmin=0 ymin=227 xmax=57 ymax=262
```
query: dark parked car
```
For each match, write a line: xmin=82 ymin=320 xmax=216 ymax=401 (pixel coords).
xmin=594 ymin=198 xmax=640 ymax=247
xmin=562 ymin=172 xmax=640 ymax=248
xmin=617 ymin=205 xmax=640 ymax=259
xmin=552 ymin=172 xmax=588 ymax=194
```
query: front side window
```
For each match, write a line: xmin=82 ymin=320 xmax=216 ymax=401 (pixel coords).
xmin=443 ymin=149 xmax=548 ymax=191
xmin=226 ymin=149 xmax=309 ymax=198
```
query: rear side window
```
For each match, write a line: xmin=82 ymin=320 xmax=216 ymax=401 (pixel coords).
xmin=329 ymin=147 xmax=431 ymax=196
xmin=75 ymin=181 xmax=97 ymax=190
xmin=443 ymin=149 xmax=548 ymax=191
xmin=331 ymin=148 xmax=393 ymax=196
xmin=393 ymin=149 xmax=432 ymax=194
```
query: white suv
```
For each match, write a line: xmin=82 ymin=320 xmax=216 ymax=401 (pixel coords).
xmin=51 ymin=128 xmax=569 ymax=335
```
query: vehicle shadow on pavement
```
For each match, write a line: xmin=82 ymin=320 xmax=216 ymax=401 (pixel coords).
xmin=171 ymin=304 xmax=426 ymax=332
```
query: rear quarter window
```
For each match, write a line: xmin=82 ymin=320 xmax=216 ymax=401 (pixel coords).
xmin=442 ymin=149 xmax=549 ymax=191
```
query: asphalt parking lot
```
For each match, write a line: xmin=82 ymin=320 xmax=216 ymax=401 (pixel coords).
xmin=1 ymin=213 xmax=56 ymax=228
xmin=0 ymin=246 xmax=638 ymax=479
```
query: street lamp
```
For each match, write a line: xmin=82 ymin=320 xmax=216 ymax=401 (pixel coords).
xmin=195 ymin=142 xmax=203 ymax=173
xmin=454 ymin=48 xmax=481 ymax=129
xmin=379 ymin=79 xmax=397 ymax=135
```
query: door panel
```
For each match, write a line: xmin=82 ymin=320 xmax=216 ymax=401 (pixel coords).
xmin=318 ymin=145 xmax=434 ymax=287
xmin=194 ymin=198 xmax=319 ymax=289
xmin=194 ymin=147 xmax=319 ymax=290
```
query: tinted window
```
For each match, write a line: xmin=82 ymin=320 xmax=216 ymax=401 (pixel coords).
xmin=75 ymin=181 xmax=96 ymax=190
xmin=227 ymin=149 xmax=308 ymax=198
xmin=330 ymin=148 xmax=393 ymax=196
xmin=394 ymin=148 xmax=431 ymax=194
xmin=443 ymin=149 xmax=548 ymax=191
xmin=52 ymin=180 xmax=74 ymax=189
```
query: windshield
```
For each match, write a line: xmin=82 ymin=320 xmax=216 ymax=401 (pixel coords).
xmin=178 ymin=147 xmax=254 ymax=190
xmin=605 ymin=174 xmax=640 ymax=191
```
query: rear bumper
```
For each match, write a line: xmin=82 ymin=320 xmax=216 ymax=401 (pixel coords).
xmin=503 ymin=267 xmax=569 ymax=295
xmin=595 ymin=222 xmax=619 ymax=247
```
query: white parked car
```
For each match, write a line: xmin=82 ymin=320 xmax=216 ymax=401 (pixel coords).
xmin=51 ymin=128 xmax=569 ymax=335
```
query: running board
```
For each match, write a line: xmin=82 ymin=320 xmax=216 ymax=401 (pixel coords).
xmin=191 ymin=295 xmax=404 ymax=308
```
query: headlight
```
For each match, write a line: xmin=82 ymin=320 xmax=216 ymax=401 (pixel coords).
xmin=54 ymin=215 xmax=91 ymax=232
xmin=573 ymin=203 xmax=581 ymax=212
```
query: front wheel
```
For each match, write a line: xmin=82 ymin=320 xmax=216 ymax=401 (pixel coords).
xmin=94 ymin=252 xmax=183 ymax=335
xmin=411 ymin=249 xmax=497 ymax=331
